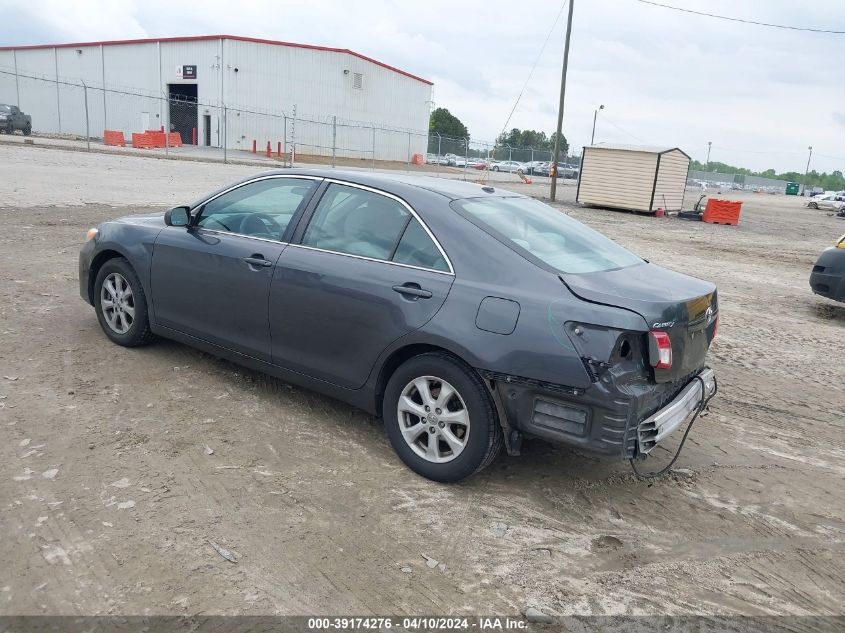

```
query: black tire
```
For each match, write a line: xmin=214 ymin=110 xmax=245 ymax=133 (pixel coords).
xmin=492 ymin=166 xmax=499 ymax=172
xmin=808 ymin=201 xmax=818 ymax=209
xmin=22 ymin=124 xmax=31 ymax=136
xmin=93 ymin=257 xmax=155 ymax=347
xmin=383 ymin=352 xmax=503 ymax=482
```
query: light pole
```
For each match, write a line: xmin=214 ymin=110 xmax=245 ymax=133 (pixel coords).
xmin=590 ymin=104 xmax=604 ymax=146
xmin=803 ymin=145 xmax=813 ymax=195
xmin=550 ymin=0 xmax=575 ymax=202
xmin=705 ymin=141 xmax=712 ymax=171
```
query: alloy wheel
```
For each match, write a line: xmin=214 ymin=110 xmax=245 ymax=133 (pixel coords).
xmin=100 ymin=272 xmax=135 ymax=334
xmin=396 ymin=376 xmax=470 ymax=464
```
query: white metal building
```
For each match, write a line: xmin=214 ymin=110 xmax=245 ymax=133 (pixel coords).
xmin=576 ymin=144 xmax=691 ymax=213
xmin=0 ymin=35 xmax=433 ymax=160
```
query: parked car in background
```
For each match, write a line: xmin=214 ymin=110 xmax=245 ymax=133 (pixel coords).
xmin=560 ymin=163 xmax=580 ymax=179
xmin=810 ymin=233 xmax=845 ymax=303
xmin=443 ymin=153 xmax=467 ymax=168
xmin=536 ymin=162 xmax=579 ymax=179
xmin=490 ymin=160 xmax=526 ymax=173
xmin=79 ymin=169 xmax=718 ymax=482
xmin=807 ymin=194 xmax=845 ymax=211
xmin=524 ymin=161 xmax=548 ymax=175
xmin=0 ymin=104 xmax=32 ymax=135
xmin=425 ymin=154 xmax=438 ymax=165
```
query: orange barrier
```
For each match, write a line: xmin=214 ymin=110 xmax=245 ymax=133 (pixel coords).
xmin=411 ymin=153 xmax=424 ymax=165
xmin=703 ymin=199 xmax=742 ymax=226
xmin=131 ymin=132 xmax=156 ymax=149
xmin=135 ymin=130 xmax=183 ymax=148
xmin=103 ymin=129 xmax=126 ymax=147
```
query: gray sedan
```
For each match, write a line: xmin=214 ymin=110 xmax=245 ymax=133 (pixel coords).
xmin=79 ymin=170 xmax=719 ymax=482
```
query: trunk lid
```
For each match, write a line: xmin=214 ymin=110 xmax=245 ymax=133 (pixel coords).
xmin=561 ymin=262 xmax=718 ymax=383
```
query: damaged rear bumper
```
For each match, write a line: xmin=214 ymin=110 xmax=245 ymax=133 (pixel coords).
xmin=484 ymin=367 xmax=716 ymax=460
xmin=636 ymin=367 xmax=715 ymax=454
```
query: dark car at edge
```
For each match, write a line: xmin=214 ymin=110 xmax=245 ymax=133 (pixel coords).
xmin=79 ymin=170 xmax=719 ymax=482
xmin=810 ymin=233 xmax=845 ymax=303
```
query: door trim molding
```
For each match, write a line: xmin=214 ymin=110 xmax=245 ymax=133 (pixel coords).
xmin=286 ymin=242 xmax=454 ymax=276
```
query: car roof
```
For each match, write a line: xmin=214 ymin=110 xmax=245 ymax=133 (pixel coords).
xmin=237 ymin=168 xmax=527 ymax=201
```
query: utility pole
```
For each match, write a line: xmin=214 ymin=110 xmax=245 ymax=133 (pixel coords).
xmin=803 ymin=145 xmax=813 ymax=194
xmin=590 ymin=104 xmax=604 ymax=145
xmin=81 ymin=80 xmax=90 ymax=152
xmin=550 ymin=0 xmax=575 ymax=202
xmin=705 ymin=141 xmax=712 ymax=171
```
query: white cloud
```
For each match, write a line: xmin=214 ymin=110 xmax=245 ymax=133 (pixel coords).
xmin=2 ymin=0 xmax=843 ymax=172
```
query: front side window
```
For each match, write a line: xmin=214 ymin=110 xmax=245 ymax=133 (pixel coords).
xmin=452 ymin=196 xmax=643 ymax=274
xmin=196 ymin=178 xmax=316 ymax=240
xmin=302 ymin=184 xmax=410 ymax=260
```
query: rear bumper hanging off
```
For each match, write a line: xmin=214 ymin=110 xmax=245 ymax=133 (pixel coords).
xmin=636 ymin=367 xmax=716 ymax=454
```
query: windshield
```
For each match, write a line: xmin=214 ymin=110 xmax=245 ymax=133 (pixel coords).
xmin=452 ymin=196 xmax=643 ymax=274
xmin=0 ymin=105 xmax=11 ymax=112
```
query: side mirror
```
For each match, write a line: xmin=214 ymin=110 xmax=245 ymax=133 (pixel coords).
xmin=164 ymin=206 xmax=191 ymax=227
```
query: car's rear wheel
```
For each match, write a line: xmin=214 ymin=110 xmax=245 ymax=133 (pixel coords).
xmin=383 ymin=352 xmax=502 ymax=482
xmin=808 ymin=201 xmax=818 ymax=209
xmin=94 ymin=258 xmax=155 ymax=347
xmin=22 ymin=124 xmax=31 ymax=136
xmin=492 ymin=166 xmax=499 ymax=172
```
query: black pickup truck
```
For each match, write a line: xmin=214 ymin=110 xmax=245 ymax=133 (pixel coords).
xmin=0 ymin=104 xmax=32 ymax=135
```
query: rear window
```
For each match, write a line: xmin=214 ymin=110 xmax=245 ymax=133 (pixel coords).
xmin=451 ymin=196 xmax=643 ymax=274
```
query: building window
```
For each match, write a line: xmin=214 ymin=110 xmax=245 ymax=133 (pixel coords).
xmin=352 ymin=72 xmax=363 ymax=90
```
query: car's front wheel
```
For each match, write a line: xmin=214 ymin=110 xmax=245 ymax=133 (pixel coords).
xmin=22 ymin=124 xmax=31 ymax=136
xmin=94 ymin=257 xmax=155 ymax=347
xmin=808 ymin=201 xmax=818 ymax=209
xmin=383 ymin=352 xmax=503 ymax=482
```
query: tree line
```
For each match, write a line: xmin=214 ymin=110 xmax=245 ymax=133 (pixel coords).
xmin=431 ymin=107 xmax=842 ymax=186
xmin=690 ymin=159 xmax=843 ymax=190
xmin=428 ymin=107 xmax=569 ymax=159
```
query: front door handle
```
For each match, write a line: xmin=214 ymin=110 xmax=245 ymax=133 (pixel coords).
xmin=243 ymin=254 xmax=273 ymax=268
xmin=392 ymin=284 xmax=433 ymax=299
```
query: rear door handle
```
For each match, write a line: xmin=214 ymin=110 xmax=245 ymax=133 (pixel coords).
xmin=392 ymin=284 xmax=433 ymax=299
xmin=243 ymin=254 xmax=273 ymax=268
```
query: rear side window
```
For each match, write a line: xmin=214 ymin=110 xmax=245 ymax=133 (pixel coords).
xmin=302 ymin=184 xmax=410 ymax=260
xmin=393 ymin=219 xmax=449 ymax=272
xmin=452 ymin=196 xmax=643 ymax=274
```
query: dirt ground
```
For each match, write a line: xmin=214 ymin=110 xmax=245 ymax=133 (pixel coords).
xmin=1 ymin=143 xmax=843 ymax=619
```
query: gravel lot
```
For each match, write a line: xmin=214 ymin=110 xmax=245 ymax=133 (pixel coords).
xmin=1 ymin=143 xmax=843 ymax=618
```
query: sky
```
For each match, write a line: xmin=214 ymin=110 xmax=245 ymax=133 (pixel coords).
xmin=1 ymin=0 xmax=843 ymax=173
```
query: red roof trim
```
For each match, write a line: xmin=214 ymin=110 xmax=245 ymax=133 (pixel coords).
xmin=0 ymin=34 xmax=433 ymax=85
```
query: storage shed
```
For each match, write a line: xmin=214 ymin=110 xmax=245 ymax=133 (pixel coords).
xmin=576 ymin=144 xmax=691 ymax=213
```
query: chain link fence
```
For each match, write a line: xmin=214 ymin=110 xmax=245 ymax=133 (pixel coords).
xmin=1 ymin=66 xmax=585 ymax=185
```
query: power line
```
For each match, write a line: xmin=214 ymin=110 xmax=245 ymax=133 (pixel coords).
xmin=634 ymin=0 xmax=845 ymax=34
xmin=497 ymin=0 xmax=569 ymax=140
xmin=600 ymin=114 xmax=651 ymax=144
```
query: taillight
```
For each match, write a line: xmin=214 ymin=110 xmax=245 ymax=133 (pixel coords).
xmin=648 ymin=331 xmax=672 ymax=369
